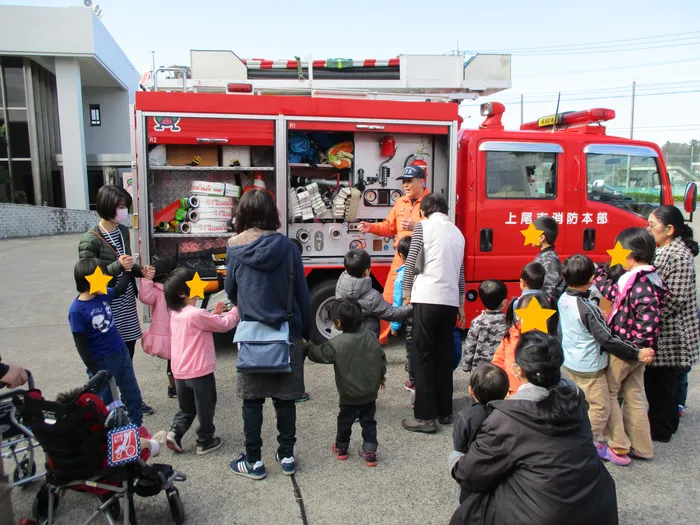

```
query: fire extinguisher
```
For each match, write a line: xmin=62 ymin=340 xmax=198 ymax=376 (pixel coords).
xmin=404 ymin=144 xmax=430 ymax=180
xmin=411 ymin=158 xmax=428 ymax=179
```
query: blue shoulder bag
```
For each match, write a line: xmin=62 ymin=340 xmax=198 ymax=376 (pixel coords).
xmin=233 ymin=250 xmax=294 ymax=374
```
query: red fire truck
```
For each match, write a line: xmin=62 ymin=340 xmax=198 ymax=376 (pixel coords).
xmin=133 ymin=51 xmax=696 ymax=343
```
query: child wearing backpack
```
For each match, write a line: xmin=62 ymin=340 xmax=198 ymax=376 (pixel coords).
xmin=603 ymin=228 xmax=667 ymax=461
xmin=559 ymin=254 xmax=654 ymax=466
xmin=139 ymin=257 xmax=178 ymax=398
xmin=303 ymin=298 xmax=387 ymax=467
xmin=164 ymin=267 xmax=239 ymax=456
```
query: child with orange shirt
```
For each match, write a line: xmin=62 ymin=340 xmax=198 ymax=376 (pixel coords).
xmin=492 ymin=293 xmax=554 ymax=396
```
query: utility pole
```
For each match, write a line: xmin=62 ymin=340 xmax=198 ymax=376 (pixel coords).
xmin=520 ymin=94 xmax=524 ymax=125
xmin=630 ymin=81 xmax=636 ymax=139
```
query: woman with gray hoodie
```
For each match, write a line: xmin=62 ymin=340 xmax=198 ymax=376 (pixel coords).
xmin=225 ymin=189 xmax=312 ymax=480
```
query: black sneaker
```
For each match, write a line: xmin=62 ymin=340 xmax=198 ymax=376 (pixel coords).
xmin=438 ymin=415 xmax=454 ymax=425
xmin=196 ymin=436 xmax=223 ymax=456
xmin=167 ymin=387 xmax=177 ymax=398
xmin=142 ymin=402 xmax=155 ymax=416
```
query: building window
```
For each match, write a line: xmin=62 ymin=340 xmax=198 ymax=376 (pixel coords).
xmin=89 ymin=104 xmax=101 ymax=126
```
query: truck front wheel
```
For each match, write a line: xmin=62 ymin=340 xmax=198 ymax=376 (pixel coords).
xmin=309 ymin=279 xmax=337 ymax=343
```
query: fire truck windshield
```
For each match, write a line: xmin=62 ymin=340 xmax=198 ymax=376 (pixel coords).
xmin=586 ymin=148 xmax=662 ymax=218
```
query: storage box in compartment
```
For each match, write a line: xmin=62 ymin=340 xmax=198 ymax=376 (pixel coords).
xmin=222 ymin=146 xmax=251 ymax=167
xmin=167 ymin=145 xmax=219 ymax=166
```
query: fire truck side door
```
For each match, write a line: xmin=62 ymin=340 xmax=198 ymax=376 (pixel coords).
xmin=569 ymin=143 xmax=667 ymax=263
xmin=473 ymin=141 xmax=565 ymax=283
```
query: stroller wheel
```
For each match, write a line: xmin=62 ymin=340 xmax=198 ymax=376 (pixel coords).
xmin=13 ymin=458 xmax=37 ymax=484
xmin=32 ymin=484 xmax=60 ymax=521
xmin=167 ymin=487 xmax=185 ymax=525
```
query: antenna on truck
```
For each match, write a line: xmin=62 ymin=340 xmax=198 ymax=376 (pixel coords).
xmin=551 ymin=92 xmax=561 ymax=133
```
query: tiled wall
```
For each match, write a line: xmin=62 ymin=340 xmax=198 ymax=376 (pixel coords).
xmin=0 ymin=203 xmax=98 ymax=239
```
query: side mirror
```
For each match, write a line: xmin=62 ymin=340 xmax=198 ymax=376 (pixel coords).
xmin=684 ymin=182 xmax=697 ymax=214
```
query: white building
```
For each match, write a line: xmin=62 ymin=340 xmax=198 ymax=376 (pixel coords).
xmin=0 ymin=5 xmax=139 ymax=211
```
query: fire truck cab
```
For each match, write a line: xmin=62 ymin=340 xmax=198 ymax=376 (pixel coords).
xmin=132 ymin=50 xmax=695 ymax=343
xmin=458 ymin=102 xmax=696 ymax=323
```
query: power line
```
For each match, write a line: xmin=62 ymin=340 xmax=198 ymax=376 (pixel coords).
xmin=517 ymin=58 xmax=700 ymax=78
xmin=469 ymin=30 xmax=700 ymax=54
xmin=462 ymin=89 xmax=700 ymax=108
xmin=505 ymin=40 xmax=700 ymax=57
xmin=499 ymin=80 xmax=700 ymax=100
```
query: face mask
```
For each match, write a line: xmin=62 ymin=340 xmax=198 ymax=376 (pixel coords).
xmin=115 ymin=208 xmax=130 ymax=225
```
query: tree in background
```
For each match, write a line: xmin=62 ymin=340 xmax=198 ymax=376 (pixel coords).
xmin=662 ymin=140 xmax=699 ymax=174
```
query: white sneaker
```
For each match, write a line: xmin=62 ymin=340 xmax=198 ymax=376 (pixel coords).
xmin=150 ymin=430 xmax=167 ymax=457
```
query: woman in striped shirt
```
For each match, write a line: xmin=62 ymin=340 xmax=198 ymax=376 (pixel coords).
xmin=78 ymin=185 xmax=155 ymax=415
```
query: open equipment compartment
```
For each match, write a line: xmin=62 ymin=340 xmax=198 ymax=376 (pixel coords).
xmin=285 ymin=119 xmax=451 ymax=261
xmin=141 ymin=114 xmax=276 ymax=292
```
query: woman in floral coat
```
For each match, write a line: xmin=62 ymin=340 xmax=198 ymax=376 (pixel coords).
xmin=646 ymin=206 xmax=700 ymax=442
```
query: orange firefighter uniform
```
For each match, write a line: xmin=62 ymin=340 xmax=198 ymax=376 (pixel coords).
xmin=368 ymin=188 xmax=430 ymax=344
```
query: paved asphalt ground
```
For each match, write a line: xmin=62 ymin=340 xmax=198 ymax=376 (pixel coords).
xmin=1 ymin=233 xmax=699 ymax=525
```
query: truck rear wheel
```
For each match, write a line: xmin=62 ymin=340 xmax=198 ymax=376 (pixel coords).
xmin=309 ymin=279 xmax=337 ymax=343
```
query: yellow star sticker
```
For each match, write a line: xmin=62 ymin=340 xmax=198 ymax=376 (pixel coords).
xmin=85 ymin=266 xmax=113 ymax=295
xmin=515 ymin=299 xmax=556 ymax=333
xmin=186 ymin=272 xmax=207 ymax=299
xmin=607 ymin=241 xmax=632 ymax=267
xmin=520 ymin=222 xmax=544 ymax=247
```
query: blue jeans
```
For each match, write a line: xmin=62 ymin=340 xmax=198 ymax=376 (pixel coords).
xmin=92 ymin=346 xmax=144 ymax=427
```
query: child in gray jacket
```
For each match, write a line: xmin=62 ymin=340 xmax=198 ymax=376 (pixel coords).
xmin=336 ymin=249 xmax=412 ymax=337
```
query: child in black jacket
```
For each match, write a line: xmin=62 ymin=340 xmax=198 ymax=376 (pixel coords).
xmin=303 ymin=298 xmax=387 ymax=467
xmin=451 ymin=363 xmax=509 ymax=503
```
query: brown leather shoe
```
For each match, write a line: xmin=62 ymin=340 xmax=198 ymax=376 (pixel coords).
xmin=402 ymin=418 xmax=438 ymax=433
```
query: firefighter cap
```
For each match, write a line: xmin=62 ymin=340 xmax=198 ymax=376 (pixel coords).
xmin=397 ymin=165 xmax=426 ymax=180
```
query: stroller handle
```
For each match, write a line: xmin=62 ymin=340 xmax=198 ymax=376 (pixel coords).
xmin=0 ymin=370 xmax=34 ymax=401
xmin=85 ymin=370 xmax=113 ymax=392
xmin=85 ymin=370 xmax=120 ymax=404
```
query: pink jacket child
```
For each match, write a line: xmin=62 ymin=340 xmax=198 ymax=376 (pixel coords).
xmin=140 ymin=280 xmax=171 ymax=359
xmin=170 ymin=305 xmax=239 ymax=380
xmin=608 ymin=266 xmax=667 ymax=349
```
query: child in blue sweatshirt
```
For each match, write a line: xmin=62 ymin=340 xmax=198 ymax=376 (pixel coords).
xmin=390 ymin=236 xmax=415 ymax=391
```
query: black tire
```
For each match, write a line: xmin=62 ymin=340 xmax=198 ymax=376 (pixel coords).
xmin=167 ymin=488 xmax=186 ymax=525
xmin=32 ymin=484 xmax=60 ymax=521
xmin=309 ymin=279 xmax=338 ymax=344
xmin=13 ymin=458 xmax=37 ymax=484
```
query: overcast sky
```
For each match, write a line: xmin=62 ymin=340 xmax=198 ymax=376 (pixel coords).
xmin=11 ymin=0 xmax=700 ymax=146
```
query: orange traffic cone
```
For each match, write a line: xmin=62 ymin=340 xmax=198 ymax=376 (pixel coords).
xmin=243 ymin=172 xmax=275 ymax=198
